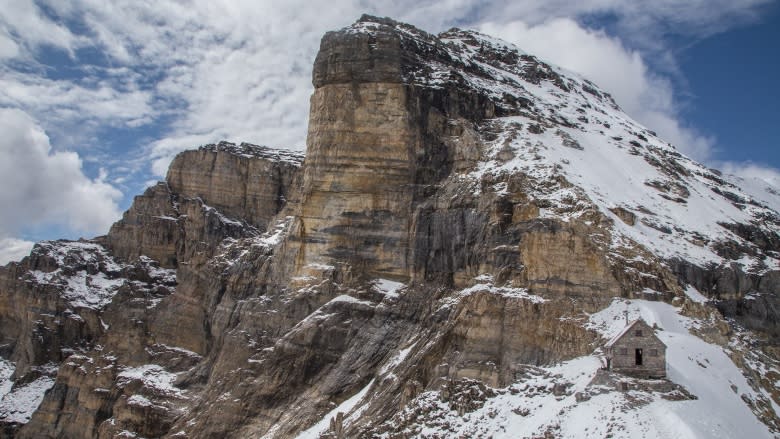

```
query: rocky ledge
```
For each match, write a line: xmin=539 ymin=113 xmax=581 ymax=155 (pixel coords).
xmin=0 ymin=14 xmax=778 ymax=439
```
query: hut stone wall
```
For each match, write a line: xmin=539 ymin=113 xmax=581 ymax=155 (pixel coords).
xmin=607 ymin=319 xmax=666 ymax=378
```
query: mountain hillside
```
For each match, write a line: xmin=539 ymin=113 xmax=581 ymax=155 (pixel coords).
xmin=1 ymin=15 xmax=778 ymax=438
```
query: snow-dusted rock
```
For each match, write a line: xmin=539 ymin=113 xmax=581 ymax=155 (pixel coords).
xmin=1 ymin=14 xmax=778 ymax=439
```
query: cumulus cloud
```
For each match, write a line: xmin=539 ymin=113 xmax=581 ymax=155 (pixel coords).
xmin=0 ymin=70 xmax=155 ymax=129
xmin=64 ymin=0 xmax=366 ymax=173
xmin=0 ymin=0 xmax=82 ymax=57
xmin=0 ymin=108 xmax=122 ymax=251
xmin=456 ymin=0 xmax=774 ymax=49
xmin=0 ymin=30 xmax=19 ymax=59
xmin=0 ymin=238 xmax=34 ymax=266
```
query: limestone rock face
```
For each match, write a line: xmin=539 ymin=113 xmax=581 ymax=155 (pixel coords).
xmin=166 ymin=142 xmax=303 ymax=230
xmin=0 ymin=242 xmax=173 ymax=380
xmin=107 ymin=183 xmax=181 ymax=268
xmin=296 ymin=81 xmax=417 ymax=279
xmin=1 ymin=14 xmax=779 ymax=439
xmin=0 ymin=142 xmax=303 ymax=437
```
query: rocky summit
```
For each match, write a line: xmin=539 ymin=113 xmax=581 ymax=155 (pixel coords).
xmin=1 ymin=15 xmax=779 ymax=439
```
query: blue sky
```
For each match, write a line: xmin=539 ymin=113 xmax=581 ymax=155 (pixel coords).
xmin=0 ymin=0 xmax=779 ymax=263
xmin=679 ymin=5 xmax=780 ymax=168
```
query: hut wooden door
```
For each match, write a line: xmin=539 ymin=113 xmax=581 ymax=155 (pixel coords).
xmin=635 ymin=348 xmax=643 ymax=366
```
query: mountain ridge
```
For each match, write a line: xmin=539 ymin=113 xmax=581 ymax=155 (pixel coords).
xmin=0 ymin=14 xmax=778 ymax=438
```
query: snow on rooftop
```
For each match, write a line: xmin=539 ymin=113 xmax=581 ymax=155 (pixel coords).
xmin=602 ymin=318 xmax=664 ymax=348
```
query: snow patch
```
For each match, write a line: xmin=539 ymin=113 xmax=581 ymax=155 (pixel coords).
xmin=329 ymin=295 xmax=374 ymax=307
xmin=684 ymin=285 xmax=709 ymax=303
xmin=0 ymin=359 xmax=13 ymax=400
xmin=127 ymin=394 xmax=154 ymax=407
xmin=23 ymin=241 xmax=131 ymax=310
xmin=589 ymin=299 xmax=774 ymax=438
xmin=296 ymin=379 xmax=376 ymax=439
xmin=0 ymin=374 xmax=55 ymax=424
xmin=460 ymin=282 xmax=547 ymax=303
xmin=372 ymin=279 xmax=405 ymax=298
xmin=380 ymin=341 xmax=418 ymax=375
xmin=117 ymin=364 xmax=183 ymax=398
xmin=255 ymin=216 xmax=293 ymax=249
xmin=202 ymin=203 xmax=244 ymax=227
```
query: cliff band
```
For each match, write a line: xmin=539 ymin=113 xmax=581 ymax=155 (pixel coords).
xmin=1 ymin=15 xmax=779 ymax=439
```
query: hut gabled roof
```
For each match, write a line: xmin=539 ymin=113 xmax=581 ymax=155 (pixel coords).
xmin=605 ymin=318 xmax=666 ymax=348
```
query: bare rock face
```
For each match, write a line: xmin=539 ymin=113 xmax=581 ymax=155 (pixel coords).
xmin=1 ymin=14 xmax=779 ymax=439
xmin=107 ymin=142 xmax=303 ymax=270
xmin=107 ymin=183 xmax=181 ymax=267
xmin=166 ymin=142 xmax=303 ymax=231
xmin=0 ymin=142 xmax=304 ymax=437
xmin=0 ymin=242 xmax=178 ymax=437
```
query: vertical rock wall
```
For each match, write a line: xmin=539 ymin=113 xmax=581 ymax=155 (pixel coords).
xmin=3 ymin=15 xmax=778 ymax=439
xmin=297 ymin=82 xmax=415 ymax=279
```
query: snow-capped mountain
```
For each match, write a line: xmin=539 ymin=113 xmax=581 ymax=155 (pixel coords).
xmin=1 ymin=15 xmax=778 ymax=439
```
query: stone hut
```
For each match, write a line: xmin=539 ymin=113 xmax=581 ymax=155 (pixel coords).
xmin=605 ymin=318 xmax=666 ymax=378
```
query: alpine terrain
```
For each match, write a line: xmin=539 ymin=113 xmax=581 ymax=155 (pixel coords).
xmin=1 ymin=15 xmax=779 ymax=438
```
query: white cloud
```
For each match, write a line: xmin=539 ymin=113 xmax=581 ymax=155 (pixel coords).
xmin=456 ymin=0 xmax=774 ymax=45
xmin=0 ymin=30 xmax=19 ymax=59
xmin=723 ymin=163 xmax=780 ymax=188
xmin=0 ymin=108 xmax=122 ymax=242
xmin=0 ymin=71 xmax=154 ymax=128
xmin=0 ymin=238 xmax=34 ymax=265
xmin=0 ymin=0 xmax=81 ymax=57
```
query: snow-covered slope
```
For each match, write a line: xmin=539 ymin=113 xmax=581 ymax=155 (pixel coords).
xmin=289 ymin=17 xmax=780 ymax=438
xmin=304 ymin=298 xmax=777 ymax=438
xmin=0 ymin=239 xmax=179 ymax=431
xmin=352 ymin=16 xmax=779 ymax=273
xmin=0 ymin=359 xmax=55 ymax=426
xmin=425 ymin=29 xmax=780 ymax=271
xmin=2 ymin=15 xmax=779 ymax=439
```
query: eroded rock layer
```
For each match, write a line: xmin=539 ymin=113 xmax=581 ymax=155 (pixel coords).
xmin=1 ymin=14 xmax=779 ymax=439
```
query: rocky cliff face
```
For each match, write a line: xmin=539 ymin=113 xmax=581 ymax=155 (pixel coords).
xmin=1 ymin=15 xmax=779 ymax=439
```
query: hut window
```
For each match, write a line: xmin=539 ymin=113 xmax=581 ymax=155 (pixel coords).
xmin=619 ymin=348 xmax=628 ymax=355
xmin=635 ymin=330 xmax=643 ymax=336
xmin=650 ymin=349 xmax=658 ymax=356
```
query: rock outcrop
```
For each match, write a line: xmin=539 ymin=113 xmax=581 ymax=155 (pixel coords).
xmin=1 ymin=14 xmax=778 ymax=439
